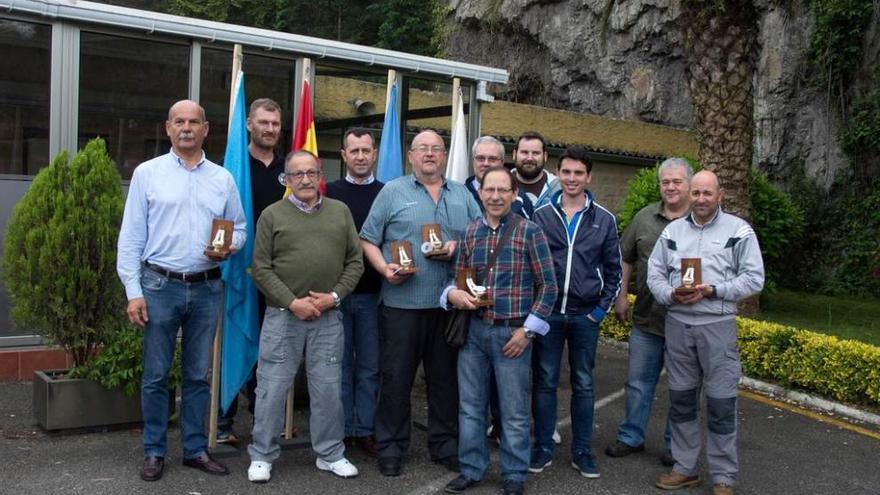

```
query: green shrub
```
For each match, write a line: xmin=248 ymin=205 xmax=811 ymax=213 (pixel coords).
xmin=604 ymin=295 xmax=880 ymax=406
xmin=616 ymin=162 xmax=804 ymax=291
xmin=2 ymin=139 xmax=125 ymax=367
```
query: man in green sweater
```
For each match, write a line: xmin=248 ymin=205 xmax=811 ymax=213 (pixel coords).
xmin=247 ymin=150 xmax=364 ymax=483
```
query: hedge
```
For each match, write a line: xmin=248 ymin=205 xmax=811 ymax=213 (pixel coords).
xmin=600 ymin=296 xmax=880 ymax=407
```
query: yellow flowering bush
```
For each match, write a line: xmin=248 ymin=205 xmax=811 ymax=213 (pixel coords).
xmin=602 ymin=295 xmax=880 ymax=406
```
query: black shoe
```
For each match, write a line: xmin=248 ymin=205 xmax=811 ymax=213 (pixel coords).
xmin=502 ymin=479 xmax=525 ymax=495
xmin=604 ymin=440 xmax=645 ymax=458
xmin=140 ymin=456 xmax=164 ymax=481
xmin=436 ymin=455 xmax=460 ymax=473
xmin=378 ymin=456 xmax=402 ymax=477
xmin=182 ymin=452 xmax=229 ymax=475
xmin=444 ymin=475 xmax=479 ymax=493
xmin=660 ymin=450 xmax=676 ymax=467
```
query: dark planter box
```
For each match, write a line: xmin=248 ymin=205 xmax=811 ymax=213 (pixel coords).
xmin=33 ymin=369 xmax=142 ymax=430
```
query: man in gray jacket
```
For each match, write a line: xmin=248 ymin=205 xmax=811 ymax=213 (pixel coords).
xmin=647 ymin=170 xmax=764 ymax=495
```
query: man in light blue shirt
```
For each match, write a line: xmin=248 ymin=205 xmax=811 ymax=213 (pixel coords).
xmin=117 ymin=100 xmax=246 ymax=482
xmin=360 ymin=129 xmax=481 ymax=477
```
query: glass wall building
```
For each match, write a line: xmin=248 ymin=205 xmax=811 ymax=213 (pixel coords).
xmin=0 ymin=0 xmax=507 ymax=345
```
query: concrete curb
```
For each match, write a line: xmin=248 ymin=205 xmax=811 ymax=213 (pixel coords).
xmin=600 ymin=337 xmax=880 ymax=428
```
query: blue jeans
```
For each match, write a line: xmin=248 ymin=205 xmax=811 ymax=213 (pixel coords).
xmin=533 ymin=313 xmax=599 ymax=457
xmin=458 ymin=318 xmax=531 ymax=483
xmin=616 ymin=326 xmax=672 ymax=450
xmin=340 ymin=293 xmax=380 ymax=437
xmin=140 ymin=267 xmax=222 ymax=458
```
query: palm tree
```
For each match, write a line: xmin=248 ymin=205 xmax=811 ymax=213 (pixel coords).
xmin=680 ymin=0 xmax=759 ymax=222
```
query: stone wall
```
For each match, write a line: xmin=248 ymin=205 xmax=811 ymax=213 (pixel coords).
xmin=445 ymin=0 xmax=879 ymax=190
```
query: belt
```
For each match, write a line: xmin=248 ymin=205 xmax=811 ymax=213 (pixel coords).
xmin=490 ymin=317 xmax=525 ymax=328
xmin=144 ymin=262 xmax=221 ymax=283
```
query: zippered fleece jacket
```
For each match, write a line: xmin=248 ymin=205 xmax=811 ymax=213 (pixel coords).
xmin=533 ymin=190 xmax=622 ymax=322
xmin=647 ymin=207 xmax=765 ymax=325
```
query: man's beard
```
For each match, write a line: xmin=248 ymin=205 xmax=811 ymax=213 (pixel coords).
xmin=516 ymin=161 xmax=543 ymax=180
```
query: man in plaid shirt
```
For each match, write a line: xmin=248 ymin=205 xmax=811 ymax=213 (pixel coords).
xmin=441 ymin=167 xmax=558 ymax=495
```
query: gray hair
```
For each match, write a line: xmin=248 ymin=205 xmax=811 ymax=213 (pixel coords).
xmin=471 ymin=135 xmax=505 ymax=159
xmin=657 ymin=157 xmax=693 ymax=181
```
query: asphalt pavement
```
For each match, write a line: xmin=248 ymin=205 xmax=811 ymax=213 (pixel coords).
xmin=1 ymin=342 xmax=878 ymax=495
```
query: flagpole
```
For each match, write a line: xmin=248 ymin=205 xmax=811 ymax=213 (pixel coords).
xmin=451 ymin=77 xmax=461 ymax=131
xmin=208 ymin=44 xmax=243 ymax=451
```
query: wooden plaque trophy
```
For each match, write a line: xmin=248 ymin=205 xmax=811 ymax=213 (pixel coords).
xmin=674 ymin=258 xmax=702 ymax=295
xmin=390 ymin=240 xmax=418 ymax=275
xmin=456 ymin=267 xmax=492 ymax=307
xmin=205 ymin=219 xmax=233 ymax=260
xmin=420 ymin=223 xmax=450 ymax=258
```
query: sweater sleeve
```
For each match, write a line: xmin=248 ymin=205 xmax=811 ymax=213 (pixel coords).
xmin=715 ymin=223 xmax=765 ymax=301
xmin=252 ymin=209 xmax=296 ymax=309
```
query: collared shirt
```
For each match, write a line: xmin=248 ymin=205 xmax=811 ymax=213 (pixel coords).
xmin=288 ymin=192 xmax=323 ymax=213
xmin=442 ymin=213 xmax=558 ymax=335
xmin=360 ymin=174 xmax=482 ymax=309
xmin=620 ymin=201 xmax=685 ymax=335
xmin=345 ymin=172 xmax=376 ymax=185
xmin=117 ymin=150 xmax=247 ymax=300
xmin=554 ymin=192 xmax=590 ymax=240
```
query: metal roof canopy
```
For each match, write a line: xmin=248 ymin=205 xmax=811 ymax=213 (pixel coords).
xmin=8 ymin=0 xmax=509 ymax=84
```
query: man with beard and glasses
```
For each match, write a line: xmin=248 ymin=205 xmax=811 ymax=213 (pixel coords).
xmin=512 ymin=131 xmax=560 ymax=210
xmin=247 ymin=150 xmax=364 ymax=483
xmin=325 ymin=128 xmax=384 ymax=457
xmin=118 ymin=99 xmax=246 ymax=481
xmin=216 ymin=98 xmax=288 ymax=446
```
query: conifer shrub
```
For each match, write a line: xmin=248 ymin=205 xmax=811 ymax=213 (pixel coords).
xmin=2 ymin=138 xmax=125 ymax=367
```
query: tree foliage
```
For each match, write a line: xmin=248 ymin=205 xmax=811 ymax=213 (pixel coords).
xmin=2 ymin=139 xmax=126 ymax=367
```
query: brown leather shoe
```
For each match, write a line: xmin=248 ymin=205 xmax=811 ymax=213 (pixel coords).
xmin=713 ymin=483 xmax=734 ymax=495
xmin=182 ymin=452 xmax=230 ymax=475
xmin=355 ymin=435 xmax=379 ymax=458
xmin=656 ymin=471 xmax=701 ymax=490
xmin=141 ymin=456 xmax=164 ymax=481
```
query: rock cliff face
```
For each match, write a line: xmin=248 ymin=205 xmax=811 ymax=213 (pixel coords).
xmin=445 ymin=0 xmax=876 ymax=189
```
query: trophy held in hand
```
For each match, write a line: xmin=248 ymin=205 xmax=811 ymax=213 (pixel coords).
xmin=420 ymin=223 xmax=450 ymax=258
xmin=456 ymin=267 xmax=492 ymax=307
xmin=391 ymin=240 xmax=418 ymax=275
xmin=674 ymin=258 xmax=702 ymax=295
xmin=205 ymin=219 xmax=233 ymax=260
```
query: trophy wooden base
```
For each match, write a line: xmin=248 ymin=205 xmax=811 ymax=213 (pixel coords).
xmin=674 ymin=286 xmax=699 ymax=295
xmin=204 ymin=248 xmax=230 ymax=260
xmin=423 ymin=247 xmax=451 ymax=259
xmin=472 ymin=298 xmax=492 ymax=308
xmin=395 ymin=266 xmax=418 ymax=276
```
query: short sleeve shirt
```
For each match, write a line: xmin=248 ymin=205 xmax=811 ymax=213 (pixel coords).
xmin=360 ymin=174 xmax=482 ymax=309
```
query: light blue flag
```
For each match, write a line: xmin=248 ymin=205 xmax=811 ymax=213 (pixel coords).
xmin=376 ymin=83 xmax=403 ymax=183
xmin=220 ymin=71 xmax=260 ymax=414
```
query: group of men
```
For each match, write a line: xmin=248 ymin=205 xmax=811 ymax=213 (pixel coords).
xmin=117 ymin=98 xmax=764 ymax=495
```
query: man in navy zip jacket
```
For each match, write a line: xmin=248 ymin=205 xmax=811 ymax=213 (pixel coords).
xmin=530 ymin=146 xmax=622 ymax=479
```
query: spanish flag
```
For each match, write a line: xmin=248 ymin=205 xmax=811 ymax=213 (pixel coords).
xmin=285 ymin=79 xmax=323 ymax=197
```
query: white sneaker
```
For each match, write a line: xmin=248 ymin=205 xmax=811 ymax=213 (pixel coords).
xmin=248 ymin=461 xmax=272 ymax=483
xmin=316 ymin=457 xmax=359 ymax=478
xmin=553 ymin=429 xmax=562 ymax=444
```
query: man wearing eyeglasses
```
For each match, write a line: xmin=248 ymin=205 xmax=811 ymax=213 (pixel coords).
xmin=247 ymin=150 xmax=364 ymax=483
xmin=465 ymin=136 xmax=533 ymax=220
xmin=442 ymin=166 xmax=557 ymax=495
xmin=360 ymin=129 xmax=482 ymax=477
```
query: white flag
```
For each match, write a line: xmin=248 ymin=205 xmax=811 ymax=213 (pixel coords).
xmin=445 ymin=89 xmax=469 ymax=184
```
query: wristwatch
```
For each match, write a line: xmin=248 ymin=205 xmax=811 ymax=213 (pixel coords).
xmin=523 ymin=329 xmax=536 ymax=340
xmin=708 ymin=285 xmax=717 ymax=299
xmin=331 ymin=291 xmax=341 ymax=308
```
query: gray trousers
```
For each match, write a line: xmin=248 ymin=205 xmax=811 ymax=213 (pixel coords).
xmin=665 ymin=316 xmax=740 ymax=486
xmin=248 ymin=308 xmax=346 ymax=464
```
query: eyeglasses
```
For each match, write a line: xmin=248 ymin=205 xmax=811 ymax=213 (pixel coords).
xmin=474 ymin=155 xmax=502 ymax=164
xmin=481 ymin=187 xmax=513 ymax=195
xmin=278 ymin=170 xmax=322 ymax=183
xmin=412 ymin=145 xmax=445 ymax=154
